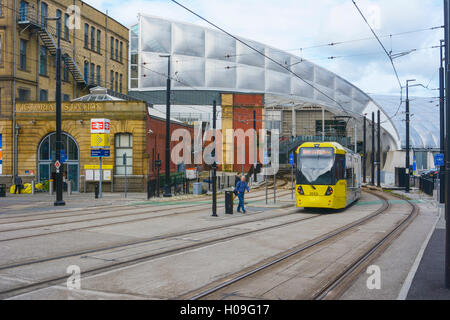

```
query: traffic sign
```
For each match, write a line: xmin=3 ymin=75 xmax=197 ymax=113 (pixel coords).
xmin=91 ymin=134 xmax=110 ymax=148
xmin=289 ymin=154 xmax=294 ymax=165
xmin=54 ymin=160 xmax=61 ymax=169
xmin=264 ymin=152 xmax=269 ymax=165
xmin=61 ymin=150 xmax=67 ymax=163
xmin=435 ymin=153 xmax=444 ymax=167
xmin=91 ymin=149 xmax=110 ymax=157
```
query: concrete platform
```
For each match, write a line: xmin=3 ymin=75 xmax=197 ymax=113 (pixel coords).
xmin=341 ymin=189 xmax=450 ymax=300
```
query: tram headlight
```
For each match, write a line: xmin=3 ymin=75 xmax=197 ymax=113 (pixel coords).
xmin=297 ymin=186 xmax=304 ymax=195
xmin=325 ymin=187 xmax=333 ymax=196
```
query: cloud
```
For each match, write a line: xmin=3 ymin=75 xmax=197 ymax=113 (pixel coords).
xmin=83 ymin=0 xmax=443 ymax=97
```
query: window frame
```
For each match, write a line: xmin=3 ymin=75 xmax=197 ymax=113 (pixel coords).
xmin=39 ymin=89 xmax=48 ymax=102
xmin=84 ymin=23 xmax=89 ymax=48
xmin=64 ymin=13 xmax=69 ymax=40
xmin=19 ymin=39 xmax=27 ymax=70
xmin=114 ymin=133 xmax=133 ymax=176
xmin=96 ymin=29 xmax=101 ymax=53
xmin=39 ymin=45 xmax=47 ymax=76
xmin=90 ymin=26 xmax=95 ymax=51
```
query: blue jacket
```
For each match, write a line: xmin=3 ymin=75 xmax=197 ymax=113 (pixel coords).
xmin=235 ymin=181 xmax=250 ymax=194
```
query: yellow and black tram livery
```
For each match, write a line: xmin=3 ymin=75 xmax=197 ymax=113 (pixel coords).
xmin=295 ymin=142 xmax=361 ymax=209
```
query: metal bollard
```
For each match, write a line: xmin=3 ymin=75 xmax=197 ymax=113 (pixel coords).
xmin=49 ymin=180 xmax=54 ymax=195
xmin=31 ymin=180 xmax=35 ymax=195
xmin=147 ymin=180 xmax=151 ymax=200
xmin=68 ymin=180 xmax=72 ymax=195
xmin=95 ymin=183 xmax=99 ymax=199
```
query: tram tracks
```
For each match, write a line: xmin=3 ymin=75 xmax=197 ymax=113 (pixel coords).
xmin=0 ymin=189 xmax=293 ymax=242
xmin=0 ymin=189 xmax=406 ymax=301
xmin=183 ymin=189 xmax=417 ymax=300
xmin=0 ymin=178 xmax=288 ymax=225
xmin=0 ymin=207 xmax=318 ymax=299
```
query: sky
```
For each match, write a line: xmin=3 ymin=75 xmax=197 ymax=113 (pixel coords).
xmin=84 ymin=0 xmax=443 ymax=99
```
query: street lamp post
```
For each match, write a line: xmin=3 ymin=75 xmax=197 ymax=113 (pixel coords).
xmin=405 ymin=79 xmax=416 ymax=193
xmin=160 ymin=55 xmax=172 ymax=198
xmin=48 ymin=16 xmax=65 ymax=206
xmin=363 ymin=114 xmax=367 ymax=184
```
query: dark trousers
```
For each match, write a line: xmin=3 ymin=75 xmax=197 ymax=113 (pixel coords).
xmin=14 ymin=185 xmax=22 ymax=194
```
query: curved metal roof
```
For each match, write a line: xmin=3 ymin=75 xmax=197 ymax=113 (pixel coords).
xmin=129 ymin=14 xmax=408 ymax=150
xmin=371 ymin=95 xmax=440 ymax=150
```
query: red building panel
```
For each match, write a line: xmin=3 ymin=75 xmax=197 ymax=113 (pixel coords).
xmin=146 ymin=111 xmax=194 ymax=179
xmin=233 ymin=93 xmax=263 ymax=107
xmin=232 ymin=104 xmax=263 ymax=173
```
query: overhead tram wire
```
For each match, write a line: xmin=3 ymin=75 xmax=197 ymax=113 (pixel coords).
xmin=293 ymin=25 xmax=443 ymax=52
xmin=223 ymin=25 xmax=443 ymax=59
xmin=169 ymin=0 xmax=360 ymax=119
xmin=352 ymin=0 xmax=402 ymax=91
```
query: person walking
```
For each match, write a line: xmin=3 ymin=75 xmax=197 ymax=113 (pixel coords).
xmin=235 ymin=176 xmax=250 ymax=213
xmin=233 ymin=172 xmax=241 ymax=201
xmin=234 ymin=172 xmax=241 ymax=187
xmin=14 ymin=175 xmax=22 ymax=195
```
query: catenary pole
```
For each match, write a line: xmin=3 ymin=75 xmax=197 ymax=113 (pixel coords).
xmin=371 ymin=112 xmax=375 ymax=186
xmin=377 ymin=110 xmax=381 ymax=188
xmin=161 ymin=55 xmax=172 ymax=197
xmin=54 ymin=16 xmax=65 ymax=206
xmin=440 ymin=39 xmax=446 ymax=204
xmin=363 ymin=115 xmax=367 ymax=183
xmin=212 ymin=100 xmax=217 ymax=217
xmin=444 ymin=0 xmax=450 ymax=289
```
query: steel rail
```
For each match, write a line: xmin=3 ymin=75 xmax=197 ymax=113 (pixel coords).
xmin=0 ymin=189 xmax=292 ymax=241
xmin=0 ymin=209 xmax=320 ymax=299
xmin=187 ymin=191 xmax=390 ymax=300
xmin=313 ymin=190 xmax=419 ymax=300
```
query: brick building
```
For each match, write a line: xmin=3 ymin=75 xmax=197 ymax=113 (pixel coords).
xmin=0 ymin=0 xmax=129 ymax=181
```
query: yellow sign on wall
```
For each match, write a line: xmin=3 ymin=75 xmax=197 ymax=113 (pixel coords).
xmin=84 ymin=165 xmax=114 ymax=170
xmin=90 ymin=134 xmax=110 ymax=148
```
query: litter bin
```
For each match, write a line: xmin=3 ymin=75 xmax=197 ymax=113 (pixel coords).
xmin=225 ymin=191 xmax=234 ymax=214
xmin=0 ymin=184 xmax=6 ymax=197
xmin=193 ymin=182 xmax=202 ymax=195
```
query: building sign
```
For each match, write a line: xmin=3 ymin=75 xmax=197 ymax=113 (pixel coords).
xmin=16 ymin=103 xmax=103 ymax=113
xmin=85 ymin=170 xmax=112 ymax=181
xmin=91 ymin=119 xmax=111 ymax=134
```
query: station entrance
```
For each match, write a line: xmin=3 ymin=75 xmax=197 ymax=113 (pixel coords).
xmin=37 ymin=132 xmax=80 ymax=192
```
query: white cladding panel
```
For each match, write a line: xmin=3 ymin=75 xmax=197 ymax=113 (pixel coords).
xmin=131 ymin=15 xmax=417 ymax=149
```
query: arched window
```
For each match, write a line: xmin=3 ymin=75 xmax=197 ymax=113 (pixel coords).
xmin=38 ymin=132 xmax=80 ymax=192
xmin=115 ymin=133 xmax=132 ymax=175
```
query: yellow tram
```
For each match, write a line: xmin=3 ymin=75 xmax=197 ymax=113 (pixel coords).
xmin=295 ymin=142 xmax=361 ymax=209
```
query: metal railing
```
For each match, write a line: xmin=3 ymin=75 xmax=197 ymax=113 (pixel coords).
xmin=411 ymin=175 xmax=435 ymax=196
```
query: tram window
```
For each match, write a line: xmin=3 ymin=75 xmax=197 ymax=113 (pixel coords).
xmin=335 ymin=155 xmax=345 ymax=180
xmin=346 ymin=168 xmax=353 ymax=187
xmin=297 ymin=148 xmax=335 ymax=185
